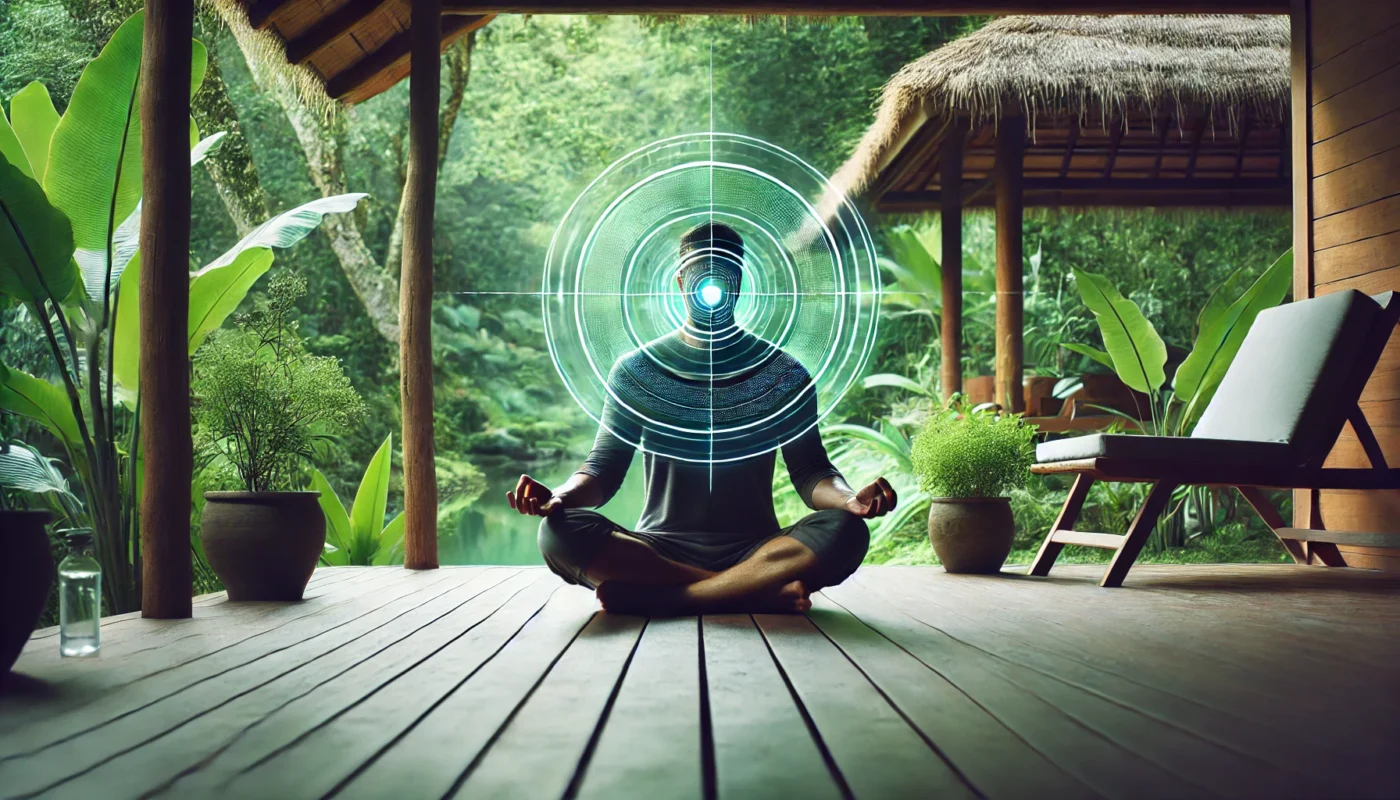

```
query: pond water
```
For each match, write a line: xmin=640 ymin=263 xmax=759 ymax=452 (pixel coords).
xmin=438 ymin=466 xmax=645 ymax=565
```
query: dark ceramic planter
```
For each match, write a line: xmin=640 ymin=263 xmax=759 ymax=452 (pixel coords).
xmin=2 ymin=511 xmax=54 ymax=672
xmin=927 ymin=497 xmax=1014 ymax=574
xmin=201 ymin=492 xmax=325 ymax=601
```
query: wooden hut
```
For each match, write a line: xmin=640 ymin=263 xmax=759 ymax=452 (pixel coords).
xmin=830 ymin=14 xmax=1291 ymax=411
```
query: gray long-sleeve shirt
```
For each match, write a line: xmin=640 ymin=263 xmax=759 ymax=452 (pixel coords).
xmin=576 ymin=332 xmax=843 ymax=543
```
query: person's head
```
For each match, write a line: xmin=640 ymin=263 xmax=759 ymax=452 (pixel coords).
xmin=676 ymin=222 xmax=744 ymax=323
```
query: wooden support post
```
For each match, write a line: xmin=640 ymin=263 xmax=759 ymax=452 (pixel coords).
xmin=994 ymin=118 xmax=1025 ymax=414
xmin=139 ymin=0 xmax=194 ymax=618
xmin=939 ymin=119 xmax=966 ymax=401
xmin=401 ymin=0 xmax=441 ymax=570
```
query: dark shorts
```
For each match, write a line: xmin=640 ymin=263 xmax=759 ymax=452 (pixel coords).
xmin=537 ymin=508 xmax=870 ymax=591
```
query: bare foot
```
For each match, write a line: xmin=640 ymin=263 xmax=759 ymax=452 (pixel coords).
xmin=596 ymin=579 xmax=811 ymax=616
xmin=751 ymin=580 xmax=811 ymax=614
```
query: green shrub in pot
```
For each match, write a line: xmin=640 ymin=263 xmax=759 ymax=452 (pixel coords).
xmin=911 ymin=403 xmax=1035 ymax=573
xmin=193 ymin=273 xmax=364 ymax=600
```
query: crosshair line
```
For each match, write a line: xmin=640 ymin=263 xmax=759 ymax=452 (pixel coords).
xmin=439 ymin=290 xmax=1045 ymax=297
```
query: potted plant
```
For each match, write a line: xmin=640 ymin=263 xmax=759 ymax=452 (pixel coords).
xmin=911 ymin=403 xmax=1036 ymax=574
xmin=193 ymin=274 xmax=364 ymax=601
xmin=0 ymin=497 xmax=52 ymax=672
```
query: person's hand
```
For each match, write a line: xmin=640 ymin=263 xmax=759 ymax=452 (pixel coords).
xmin=507 ymin=474 xmax=563 ymax=517
xmin=845 ymin=477 xmax=897 ymax=519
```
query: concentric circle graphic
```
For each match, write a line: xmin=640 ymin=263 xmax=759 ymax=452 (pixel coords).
xmin=543 ymin=133 xmax=879 ymax=464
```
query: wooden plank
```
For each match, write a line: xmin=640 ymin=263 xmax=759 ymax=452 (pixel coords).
xmin=437 ymin=0 xmax=1290 ymax=11
xmin=1314 ymin=110 xmax=1400 ymax=177
xmin=863 ymin=570 xmax=1379 ymax=798
xmin=1313 ymin=62 xmax=1400 ymax=144
xmin=400 ymin=0 xmax=441 ymax=568
xmin=0 ymin=569 xmax=510 ymax=797
xmin=754 ymin=613 xmax=975 ymax=798
xmin=285 ymin=0 xmax=391 ymax=64
xmin=208 ymin=572 xmax=557 ymax=799
xmin=448 ymin=612 xmax=645 ymax=798
xmin=139 ymin=0 xmax=194 ymax=619
xmin=821 ymin=580 xmax=1206 ymax=799
xmin=1277 ymin=527 xmax=1400 ymax=547
xmin=702 ymin=614 xmax=842 ymax=800
xmin=1314 ymin=229 xmax=1400 ymax=284
xmin=1316 ymin=263 xmax=1400 ymax=296
xmin=804 ymin=596 xmax=1096 ymax=799
xmin=12 ymin=566 xmax=403 ymax=670
xmin=1312 ymin=146 xmax=1400 ymax=218
xmin=1314 ymin=193 xmax=1400 ymax=250
xmin=1312 ymin=22 xmax=1400 ymax=106
xmin=1336 ymin=545 xmax=1400 ymax=571
xmin=574 ymin=617 xmax=704 ymax=800
xmin=1312 ymin=4 xmax=1400 ymax=66
xmin=1049 ymin=530 xmax=1125 ymax=549
xmin=325 ymin=13 xmax=488 ymax=103
xmin=336 ymin=582 xmax=598 ymax=799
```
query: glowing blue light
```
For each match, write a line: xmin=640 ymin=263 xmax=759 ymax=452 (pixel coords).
xmin=699 ymin=282 xmax=724 ymax=308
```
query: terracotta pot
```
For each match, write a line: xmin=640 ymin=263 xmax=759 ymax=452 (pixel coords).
xmin=927 ymin=498 xmax=1014 ymax=574
xmin=964 ymin=375 xmax=995 ymax=406
xmin=201 ymin=492 xmax=325 ymax=601
xmin=1023 ymin=376 xmax=1060 ymax=417
xmin=1 ymin=511 xmax=53 ymax=673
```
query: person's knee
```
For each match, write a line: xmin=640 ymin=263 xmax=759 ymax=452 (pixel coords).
xmin=537 ymin=510 xmax=612 ymax=587
xmin=802 ymin=509 xmax=869 ymax=587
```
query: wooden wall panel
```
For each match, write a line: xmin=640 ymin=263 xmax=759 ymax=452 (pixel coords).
xmin=1309 ymin=1 xmax=1400 ymax=65
xmin=1300 ymin=0 xmax=1400 ymax=570
xmin=1312 ymin=109 xmax=1400 ymax=176
xmin=1310 ymin=63 xmax=1400 ymax=143
xmin=1314 ymin=194 xmax=1400 ymax=249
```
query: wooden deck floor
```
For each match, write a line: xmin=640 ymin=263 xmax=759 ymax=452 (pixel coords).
xmin=2 ymin=564 xmax=1398 ymax=799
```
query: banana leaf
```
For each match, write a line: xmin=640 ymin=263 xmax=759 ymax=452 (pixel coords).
xmin=372 ymin=512 xmax=406 ymax=566
xmin=9 ymin=82 xmax=60 ymax=185
xmin=1072 ymin=268 xmax=1167 ymax=395
xmin=0 ymin=363 xmax=82 ymax=453
xmin=884 ymin=227 xmax=940 ymax=295
xmin=310 ymin=468 xmax=353 ymax=567
xmin=0 ymin=153 xmax=77 ymax=305
xmin=1173 ymin=249 xmax=1292 ymax=430
xmin=1058 ymin=342 xmax=1116 ymax=371
xmin=0 ymin=105 xmax=31 ymax=180
xmin=45 ymin=12 xmax=207 ymax=301
xmin=0 ymin=440 xmax=81 ymax=517
xmin=350 ymin=435 xmax=392 ymax=562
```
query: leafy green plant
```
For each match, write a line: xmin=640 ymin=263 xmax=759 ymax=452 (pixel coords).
xmin=0 ymin=13 xmax=365 ymax=611
xmin=312 ymin=434 xmax=404 ymax=566
xmin=193 ymin=274 xmax=364 ymax=493
xmin=911 ymin=403 xmax=1036 ymax=499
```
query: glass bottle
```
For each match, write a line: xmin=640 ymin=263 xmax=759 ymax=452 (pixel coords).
xmin=58 ymin=529 xmax=101 ymax=658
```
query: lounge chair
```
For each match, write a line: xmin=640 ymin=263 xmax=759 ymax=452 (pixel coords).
xmin=1029 ymin=289 xmax=1400 ymax=587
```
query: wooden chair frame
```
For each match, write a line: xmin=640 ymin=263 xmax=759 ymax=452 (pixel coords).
xmin=1029 ymin=292 xmax=1400 ymax=587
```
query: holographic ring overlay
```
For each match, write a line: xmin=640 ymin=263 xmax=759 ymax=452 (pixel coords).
xmin=543 ymin=132 xmax=879 ymax=463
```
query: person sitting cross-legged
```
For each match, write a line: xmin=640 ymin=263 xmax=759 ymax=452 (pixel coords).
xmin=508 ymin=222 xmax=895 ymax=616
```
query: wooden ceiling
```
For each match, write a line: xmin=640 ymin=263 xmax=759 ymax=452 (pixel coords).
xmin=873 ymin=111 xmax=1290 ymax=210
xmin=238 ymin=0 xmax=493 ymax=104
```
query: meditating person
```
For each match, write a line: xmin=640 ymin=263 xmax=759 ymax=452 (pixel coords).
xmin=507 ymin=222 xmax=895 ymax=615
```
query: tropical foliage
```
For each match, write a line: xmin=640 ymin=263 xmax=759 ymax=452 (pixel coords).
xmin=313 ymin=434 xmax=405 ymax=566
xmin=911 ymin=403 xmax=1036 ymax=499
xmin=193 ymin=274 xmax=364 ymax=492
xmin=0 ymin=12 xmax=361 ymax=611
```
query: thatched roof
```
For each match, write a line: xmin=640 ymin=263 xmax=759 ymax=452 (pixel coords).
xmin=834 ymin=14 xmax=1292 ymax=210
xmin=222 ymin=0 xmax=493 ymax=104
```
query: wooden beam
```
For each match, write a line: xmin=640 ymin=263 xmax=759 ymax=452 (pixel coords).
xmin=940 ymin=119 xmax=966 ymax=402
xmin=401 ymin=0 xmax=440 ymax=570
xmin=1050 ymin=530 xmax=1126 ymax=549
xmin=439 ymin=0 xmax=1287 ymax=13
xmin=1291 ymin=0 xmax=1315 ymax=532
xmin=994 ymin=118 xmax=1025 ymax=414
xmin=139 ymin=0 xmax=194 ymax=618
xmin=286 ymin=0 xmax=392 ymax=65
xmin=1057 ymin=118 xmax=1079 ymax=179
xmin=326 ymin=13 xmax=489 ymax=103
xmin=246 ymin=0 xmax=294 ymax=30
